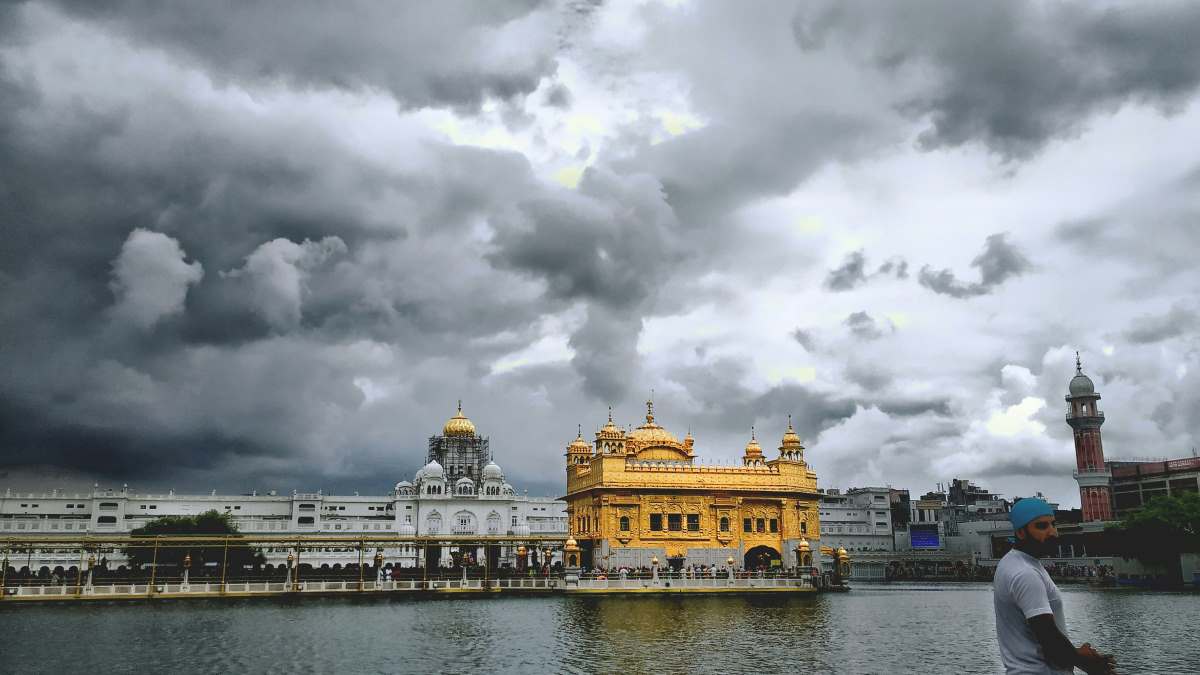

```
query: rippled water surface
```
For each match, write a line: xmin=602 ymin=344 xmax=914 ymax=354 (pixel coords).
xmin=1 ymin=583 xmax=1197 ymax=674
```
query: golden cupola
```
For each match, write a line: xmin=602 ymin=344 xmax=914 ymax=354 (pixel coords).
xmin=778 ymin=415 xmax=805 ymax=462
xmin=594 ymin=407 xmax=626 ymax=455
xmin=627 ymin=400 xmax=681 ymax=449
xmin=442 ymin=400 xmax=477 ymax=437
xmin=567 ymin=425 xmax=592 ymax=465
xmin=742 ymin=427 xmax=765 ymax=466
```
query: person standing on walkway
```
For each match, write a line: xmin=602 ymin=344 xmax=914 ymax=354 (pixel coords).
xmin=993 ymin=498 xmax=1116 ymax=674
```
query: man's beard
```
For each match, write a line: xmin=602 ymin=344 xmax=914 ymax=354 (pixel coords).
xmin=1030 ymin=537 xmax=1060 ymax=558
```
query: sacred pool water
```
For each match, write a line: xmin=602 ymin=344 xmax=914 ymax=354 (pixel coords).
xmin=1 ymin=583 xmax=1196 ymax=673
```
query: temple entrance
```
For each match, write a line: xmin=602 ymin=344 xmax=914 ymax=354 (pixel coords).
xmin=744 ymin=545 xmax=779 ymax=571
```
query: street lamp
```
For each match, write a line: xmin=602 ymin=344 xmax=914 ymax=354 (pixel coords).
xmin=727 ymin=555 xmax=736 ymax=582
xmin=86 ymin=553 xmax=97 ymax=589
xmin=182 ymin=552 xmax=191 ymax=587
xmin=285 ymin=551 xmax=294 ymax=587
xmin=651 ymin=555 xmax=660 ymax=583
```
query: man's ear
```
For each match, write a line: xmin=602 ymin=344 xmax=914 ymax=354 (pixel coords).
xmin=1014 ymin=526 xmax=1027 ymax=541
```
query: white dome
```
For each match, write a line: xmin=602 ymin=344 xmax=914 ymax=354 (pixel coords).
xmin=501 ymin=483 xmax=515 ymax=495
xmin=455 ymin=476 xmax=474 ymax=486
xmin=422 ymin=460 xmax=444 ymax=479
xmin=394 ymin=480 xmax=412 ymax=489
xmin=398 ymin=523 xmax=416 ymax=536
xmin=511 ymin=524 xmax=531 ymax=537
xmin=482 ymin=461 xmax=503 ymax=480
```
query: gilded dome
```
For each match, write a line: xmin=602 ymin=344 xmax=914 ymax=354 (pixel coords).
xmin=568 ymin=426 xmax=591 ymax=453
xmin=443 ymin=400 xmax=477 ymax=437
xmin=597 ymin=407 xmax=625 ymax=440
xmin=780 ymin=417 xmax=803 ymax=449
xmin=743 ymin=430 xmax=763 ymax=458
xmin=628 ymin=400 xmax=680 ymax=447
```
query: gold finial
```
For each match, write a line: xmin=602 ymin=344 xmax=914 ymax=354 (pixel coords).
xmin=787 ymin=414 xmax=793 ymax=431
xmin=751 ymin=425 xmax=756 ymax=441
xmin=646 ymin=398 xmax=655 ymax=424
xmin=577 ymin=424 xmax=582 ymax=438
xmin=608 ymin=405 xmax=613 ymax=423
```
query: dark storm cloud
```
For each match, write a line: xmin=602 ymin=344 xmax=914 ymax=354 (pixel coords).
xmin=918 ymin=233 xmax=1030 ymax=298
xmin=489 ymin=167 xmax=682 ymax=399
xmin=0 ymin=13 xmax=568 ymax=489
xmin=47 ymin=0 xmax=560 ymax=111
xmin=791 ymin=328 xmax=817 ymax=352
xmin=794 ymin=0 xmax=1200 ymax=158
xmin=844 ymin=311 xmax=886 ymax=340
xmin=825 ymin=250 xmax=910 ymax=291
xmin=824 ymin=250 xmax=867 ymax=291
xmin=1124 ymin=304 xmax=1199 ymax=344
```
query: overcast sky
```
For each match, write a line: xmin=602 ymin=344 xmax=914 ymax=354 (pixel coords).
xmin=3 ymin=1 xmax=1200 ymax=506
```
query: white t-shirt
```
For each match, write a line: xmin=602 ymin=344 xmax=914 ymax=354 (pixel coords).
xmin=993 ymin=548 xmax=1072 ymax=674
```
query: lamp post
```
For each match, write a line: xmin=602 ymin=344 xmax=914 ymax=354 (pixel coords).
xmin=181 ymin=552 xmax=191 ymax=589
xmin=651 ymin=555 xmax=659 ymax=584
xmin=374 ymin=549 xmax=384 ymax=587
xmin=86 ymin=553 xmax=97 ymax=590
xmin=727 ymin=555 xmax=736 ymax=582
xmin=285 ymin=551 xmax=294 ymax=588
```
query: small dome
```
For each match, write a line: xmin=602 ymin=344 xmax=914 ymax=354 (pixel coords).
xmin=743 ymin=429 xmax=763 ymax=457
xmin=512 ymin=524 xmax=530 ymax=536
xmin=565 ymin=537 xmax=578 ymax=548
xmin=779 ymin=417 xmax=803 ymax=449
xmin=394 ymin=481 xmax=413 ymax=491
xmin=798 ymin=538 xmax=810 ymax=551
xmin=442 ymin=400 xmax=477 ymax=437
xmin=567 ymin=426 xmax=591 ymax=453
xmin=455 ymin=476 xmax=474 ymax=486
xmin=596 ymin=407 xmax=625 ymax=440
xmin=1069 ymin=373 xmax=1095 ymax=396
xmin=422 ymin=460 xmax=444 ymax=479
xmin=482 ymin=461 xmax=503 ymax=479
xmin=398 ymin=523 xmax=416 ymax=536
xmin=1068 ymin=352 xmax=1096 ymax=396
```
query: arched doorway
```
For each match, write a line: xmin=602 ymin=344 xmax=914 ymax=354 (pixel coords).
xmin=744 ymin=545 xmax=780 ymax=571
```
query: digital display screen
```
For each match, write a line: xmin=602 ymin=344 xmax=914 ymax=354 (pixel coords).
xmin=910 ymin=524 xmax=940 ymax=549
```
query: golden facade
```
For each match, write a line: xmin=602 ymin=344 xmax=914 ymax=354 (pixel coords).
xmin=563 ymin=402 xmax=820 ymax=570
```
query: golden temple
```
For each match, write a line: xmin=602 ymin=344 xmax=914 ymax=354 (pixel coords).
xmin=564 ymin=401 xmax=821 ymax=571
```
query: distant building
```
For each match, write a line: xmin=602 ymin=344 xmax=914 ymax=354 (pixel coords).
xmin=0 ymin=404 xmax=567 ymax=571
xmin=817 ymin=487 xmax=893 ymax=552
xmin=1066 ymin=354 xmax=1200 ymax=523
xmin=563 ymin=403 xmax=821 ymax=570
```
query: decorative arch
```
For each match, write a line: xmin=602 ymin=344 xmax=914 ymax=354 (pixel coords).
xmin=425 ymin=510 xmax=442 ymax=534
xmin=452 ymin=510 xmax=476 ymax=534
xmin=744 ymin=545 xmax=780 ymax=571
xmin=486 ymin=511 xmax=501 ymax=534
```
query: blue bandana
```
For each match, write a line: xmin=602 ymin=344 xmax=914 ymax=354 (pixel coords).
xmin=1007 ymin=498 xmax=1054 ymax=543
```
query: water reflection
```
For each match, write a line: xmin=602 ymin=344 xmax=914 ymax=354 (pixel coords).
xmin=0 ymin=585 xmax=1196 ymax=674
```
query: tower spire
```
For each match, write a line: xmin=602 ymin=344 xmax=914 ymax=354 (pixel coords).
xmin=1075 ymin=351 xmax=1082 ymax=375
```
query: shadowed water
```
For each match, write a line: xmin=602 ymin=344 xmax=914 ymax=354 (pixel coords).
xmin=1 ymin=583 xmax=1196 ymax=674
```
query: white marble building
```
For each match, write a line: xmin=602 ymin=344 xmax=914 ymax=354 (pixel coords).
xmin=0 ymin=406 xmax=567 ymax=572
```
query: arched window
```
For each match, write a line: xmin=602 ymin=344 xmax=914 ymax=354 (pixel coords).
xmin=619 ymin=516 xmax=630 ymax=531
xmin=719 ymin=516 xmax=729 ymax=532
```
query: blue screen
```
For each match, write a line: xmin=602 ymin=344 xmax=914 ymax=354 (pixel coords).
xmin=910 ymin=524 xmax=940 ymax=549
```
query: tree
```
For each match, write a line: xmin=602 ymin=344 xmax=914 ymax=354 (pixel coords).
xmin=1120 ymin=491 xmax=1199 ymax=541
xmin=125 ymin=510 xmax=263 ymax=575
xmin=1106 ymin=492 xmax=1200 ymax=583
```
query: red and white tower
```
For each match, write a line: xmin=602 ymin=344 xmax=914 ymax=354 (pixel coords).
xmin=1066 ymin=353 xmax=1113 ymax=521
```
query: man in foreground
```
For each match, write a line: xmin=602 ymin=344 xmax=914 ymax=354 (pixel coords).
xmin=993 ymin=498 xmax=1117 ymax=674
